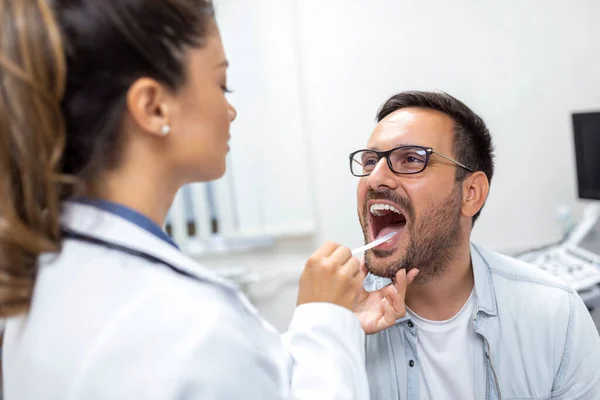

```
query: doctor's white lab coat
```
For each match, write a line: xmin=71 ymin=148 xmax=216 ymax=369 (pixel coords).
xmin=2 ymin=202 xmax=369 ymax=399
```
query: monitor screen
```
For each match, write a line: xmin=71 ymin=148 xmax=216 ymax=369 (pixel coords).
xmin=573 ymin=112 xmax=600 ymax=200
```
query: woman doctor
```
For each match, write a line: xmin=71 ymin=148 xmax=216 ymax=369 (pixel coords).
xmin=0 ymin=0 xmax=416 ymax=398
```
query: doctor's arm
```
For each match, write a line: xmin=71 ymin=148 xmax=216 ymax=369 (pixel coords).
xmin=178 ymin=327 xmax=287 ymax=400
xmin=178 ymin=242 xmax=370 ymax=400
xmin=177 ymin=311 xmax=367 ymax=400
xmin=281 ymin=242 xmax=370 ymax=399
xmin=281 ymin=303 xmax=369 ymax=400
xmin=551 ymin=292 xmax=600 ymax=399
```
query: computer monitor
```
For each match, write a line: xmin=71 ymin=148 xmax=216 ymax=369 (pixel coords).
xmin=573 ymin=111 xmax=600 ymax=200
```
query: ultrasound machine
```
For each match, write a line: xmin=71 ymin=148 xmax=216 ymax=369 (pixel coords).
xmin=516 ymin=111 xmax=600 ymax=310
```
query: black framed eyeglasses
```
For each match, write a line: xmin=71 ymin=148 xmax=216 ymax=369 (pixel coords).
xmin=349 ymin=145 xmax=474 ymax=177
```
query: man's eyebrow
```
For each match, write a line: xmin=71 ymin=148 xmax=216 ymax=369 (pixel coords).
xmin=216 ymin=60 xmax=229 ymax=68
xmin=367 ymin=143 xmax=420 ymax=151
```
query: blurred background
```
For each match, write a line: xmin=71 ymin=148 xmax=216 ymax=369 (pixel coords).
xmin=166 ymin=0 xmax=600 ymax=331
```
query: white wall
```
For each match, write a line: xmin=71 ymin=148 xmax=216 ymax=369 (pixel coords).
xmin=206 ymin=0 xmax=600 ymax=331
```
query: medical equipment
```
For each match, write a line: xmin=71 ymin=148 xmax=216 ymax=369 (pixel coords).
xmin=517 ymin=111 xmax=600 ymax=309
xmin=516 ymin=205 xmax=600 ymax=308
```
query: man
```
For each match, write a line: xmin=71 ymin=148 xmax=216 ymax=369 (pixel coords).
xmin=350 ymin=91 xmax=600 ymax=399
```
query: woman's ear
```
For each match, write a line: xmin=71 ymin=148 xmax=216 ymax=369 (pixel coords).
xmin=126 ymin=77 xmax=172 ymax=138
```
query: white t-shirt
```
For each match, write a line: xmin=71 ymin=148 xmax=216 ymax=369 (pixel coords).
xmin=406 ymin=290 xmax=484 ymax=400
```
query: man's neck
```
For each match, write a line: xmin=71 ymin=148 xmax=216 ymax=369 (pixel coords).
xmin=405 ymin=242 xmax=474 ymax=321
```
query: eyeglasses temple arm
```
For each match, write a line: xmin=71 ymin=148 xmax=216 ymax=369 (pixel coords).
xmin=431 ymin=150 xmax=474 ymax=172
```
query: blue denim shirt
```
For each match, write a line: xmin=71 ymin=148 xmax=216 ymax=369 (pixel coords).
xmin=364 ymin=244 xmax=600 ymax=400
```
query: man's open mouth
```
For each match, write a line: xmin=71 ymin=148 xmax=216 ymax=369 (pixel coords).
xmin=368 ymin=201 xmax=407 ymax=246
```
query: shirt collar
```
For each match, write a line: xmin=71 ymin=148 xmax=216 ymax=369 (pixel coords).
xmin=73 ymin=198 xmax=179 ymax=249
xmin=60 ymin=201 xmax=237 ymax=291
xmin=471 ymin=243 xmax=498 ymax=316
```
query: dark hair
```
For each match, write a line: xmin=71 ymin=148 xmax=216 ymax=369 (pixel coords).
xmin=59 ymin=0 xmax=215 ymax=182
xmin=377 ymin=91 xmax=494 ymax=224
xmin=0 ymin=0 xmax=215 ymax=316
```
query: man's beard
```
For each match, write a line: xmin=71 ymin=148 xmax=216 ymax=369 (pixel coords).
xmin=361 ymin=185 xmax=464 ymax=282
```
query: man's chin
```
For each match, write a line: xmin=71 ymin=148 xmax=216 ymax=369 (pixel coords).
xmin=368 ymin=269 xmax=402 ymax=279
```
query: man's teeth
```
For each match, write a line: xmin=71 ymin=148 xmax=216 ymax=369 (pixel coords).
xmin=369 ymin=203 xmax=402 ymax=217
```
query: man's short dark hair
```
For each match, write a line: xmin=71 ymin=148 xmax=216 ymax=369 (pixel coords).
xmin=377 ymin=91 xmax=494 ymax=224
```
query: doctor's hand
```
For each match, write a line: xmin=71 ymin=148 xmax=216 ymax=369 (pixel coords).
xmin=354 ymin=264 xmax=419 ymax=335
xmin=297 ymin=242 xmax=365 ymax=311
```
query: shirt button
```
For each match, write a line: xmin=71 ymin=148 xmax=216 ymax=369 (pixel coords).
xmin=407 ymin=321 xmax=414 ymax=328
xmin=409 ymin=360 xmax=415 ymax=367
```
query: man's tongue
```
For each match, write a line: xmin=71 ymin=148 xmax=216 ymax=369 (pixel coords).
xmin=376 ymin=223 xmax=404 ymax=240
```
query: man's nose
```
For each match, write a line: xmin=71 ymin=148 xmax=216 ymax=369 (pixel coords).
xmin=366 ymin=158 xmax=398 ymax=191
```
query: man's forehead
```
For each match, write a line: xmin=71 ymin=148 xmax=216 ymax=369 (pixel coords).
xmin=367 ymin=107 xmax=455 ymax=150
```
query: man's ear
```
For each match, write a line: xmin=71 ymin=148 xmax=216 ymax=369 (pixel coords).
xmin=461 ymin=171 xmax=489 ymax=219
xmin=126 ymin=77 xmax=172 ymax=138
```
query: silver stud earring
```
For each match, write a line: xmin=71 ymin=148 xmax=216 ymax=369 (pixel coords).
xmin=160 ymin=124 xmax=171 ymax=136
